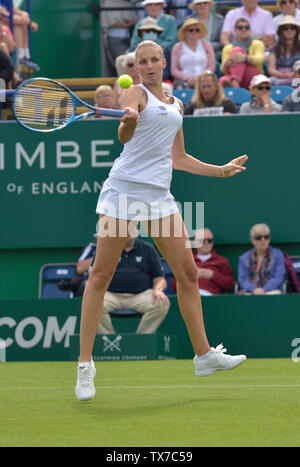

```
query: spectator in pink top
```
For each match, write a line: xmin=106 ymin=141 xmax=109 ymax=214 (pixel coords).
xmin=171 ymin=17 xmax=216 ymax=88
xmin=221 ymin=0 xmax=276 ymax=49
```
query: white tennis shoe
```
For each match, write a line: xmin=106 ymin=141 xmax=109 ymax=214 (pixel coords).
xmin=75 ymin=362 xmax=96 ymax=401
xmin=194 ymin=344 xmax=246 ymax=376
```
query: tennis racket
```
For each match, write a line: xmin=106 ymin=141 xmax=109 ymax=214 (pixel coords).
xmin=12 ymin=77 xmax=125 ymax=133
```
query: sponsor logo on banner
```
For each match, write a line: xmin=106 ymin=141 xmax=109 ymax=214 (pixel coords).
xmin=102 ymin=335 xmax=122 ymax=352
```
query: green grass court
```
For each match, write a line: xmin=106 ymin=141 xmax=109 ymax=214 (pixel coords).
xmin=0 ymin=358 xmax=299 ymax=447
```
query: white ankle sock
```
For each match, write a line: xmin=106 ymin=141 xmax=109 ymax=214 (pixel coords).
xmin=78 ymin=361 xmax=94 ymax=367
xmin=195 ymin=350 xmax=211 ymax=360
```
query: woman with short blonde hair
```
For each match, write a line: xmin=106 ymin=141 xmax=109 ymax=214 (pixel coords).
xmin=237 ymin=223 xmax=286 ymax=295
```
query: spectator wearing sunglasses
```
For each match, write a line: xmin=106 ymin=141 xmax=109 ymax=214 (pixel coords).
xmin=268 ymin=15 xmax=300 ymax=85
xmin=219 ymin=18 xmax=264 ymax=89
xmin=171 ymin=17 xmax=215 ymax=88
xmin=282 ymin=59 xmax=300 ymax=110
xmin=188 ymin=0 xmax=224 ymax=62
xmin=239 ymin=74 xmax=282 ymax=113
xmin=273 ymin=0 xmax=300 ymax=31
xmin=221 ymin=0 xmax=276 ymax=50
xmin=237 ymin=223 xmax=286 ymax=295
xmin=171 ymin=228 xmax=235 ymax=296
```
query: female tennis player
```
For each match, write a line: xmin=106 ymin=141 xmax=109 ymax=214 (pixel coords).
xmin=75 ymin=40 xmax=248 ymax=401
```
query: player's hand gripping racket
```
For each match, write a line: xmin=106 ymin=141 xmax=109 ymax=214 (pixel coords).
xmin=13 ymin=77 xmax=125 ymax=133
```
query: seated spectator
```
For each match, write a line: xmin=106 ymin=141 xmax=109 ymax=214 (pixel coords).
xmin=237 ymin=223 xmax=286 ymax=295
xmin=130 ymin=0 xmax=178 ymax=50
xmin=129 ymin=17 xmax=172 ymax=80
xmin=0 ymin=19 xmax=15 ymax=87
xmin=171 ymin=227 xmax=235 ymax=296
xmin=71 ymin=240 xmax=97 ymax=297
xmin=221 ymin=0 xmax=276 ymax=50
xmin=0 ymin=46 xmax=13 ymax=87
xmin=0 ymin=17 xmax=15 ymax=55
xmin=273 ymin=0 xmax=300 ymax=31
xmin=91 ymin=85 xmax=116 ymax=118
xmin=170 ymin=0 xmax=194 ymax=27
xmin=219 ymin=18 xmax=264 ymax=89
xmin=188 ymin=0 xmax=224 ymax=62
xmin=184 ymin=70 xmax=237 ymax=115
xmin=97 ymin=227 xmax=170 ymax=334
xmin=268 ymin=15 xmax=300 ymax=86
xmin=114 ymin=51 xmax=141 ymax=108
xmin=239 ymin=74 xmax=282 ymax=113
xmin=0 ymin=1 xmax=39 ymax=70
xmin=282 ymin=58 xmax=300 ymax=110
xmin=100 ymin=0 xmax=138 ymax=75
xmin=171 ymin=17 xmax=215 ymax=89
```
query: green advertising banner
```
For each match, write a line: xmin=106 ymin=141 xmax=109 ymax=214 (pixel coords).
xmin=1 ymin=296 xmax=300 ymax=361
xmin=1 ymin=114 xmax=300 ymax=249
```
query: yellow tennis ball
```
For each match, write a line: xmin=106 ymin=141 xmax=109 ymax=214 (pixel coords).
xmin=118 ymin=74 xmax=133 ymax=89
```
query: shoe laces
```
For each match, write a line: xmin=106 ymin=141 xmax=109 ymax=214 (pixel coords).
xmin=210 ymin=344 xmax=227 ymax=355
xmin=78 ymin=366 xmax=93 ymax=386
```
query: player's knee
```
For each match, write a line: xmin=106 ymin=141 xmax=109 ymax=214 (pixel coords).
xmin=88 ymin=268 xmax=112 ymax=291
xmin=176 ymin=263 xmax=198 ymax=288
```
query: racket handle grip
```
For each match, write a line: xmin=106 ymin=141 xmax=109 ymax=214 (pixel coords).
xmin=98 ymin=108 xmax=125 ymax=118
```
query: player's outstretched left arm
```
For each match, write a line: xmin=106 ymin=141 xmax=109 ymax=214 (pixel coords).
xmin=171 ymin=125 xmax=248 ymax=178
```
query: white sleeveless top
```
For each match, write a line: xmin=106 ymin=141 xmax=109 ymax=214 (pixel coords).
xmin=179 ymin=40 xmax=208 ymax=77
xmin=108 ymin=83 xmax=183 ymax=191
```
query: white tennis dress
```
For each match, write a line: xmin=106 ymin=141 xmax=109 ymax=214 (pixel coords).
xmin=96 ymin=83 xmax=183 ymax=220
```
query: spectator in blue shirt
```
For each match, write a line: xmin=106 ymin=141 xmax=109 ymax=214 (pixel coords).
xmin=237 ymin=223 xmax=286 ymax=295
xmin=97 ymin=227 xmax=170 ymax=334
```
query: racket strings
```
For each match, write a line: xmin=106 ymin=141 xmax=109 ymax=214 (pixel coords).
xmin=13 ymin=81 xmax=75 ymax=130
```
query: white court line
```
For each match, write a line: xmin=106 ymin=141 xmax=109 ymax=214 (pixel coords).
xmin=0 ymin=384 xmax=300 ymax=391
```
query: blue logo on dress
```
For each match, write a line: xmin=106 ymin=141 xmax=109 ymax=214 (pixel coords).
xmin=157 ymin=105 xmax=168 ymax=117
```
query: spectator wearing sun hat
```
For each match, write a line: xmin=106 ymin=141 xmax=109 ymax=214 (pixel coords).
xmin=239 ymin=74 xmax=282 ymax=113
xmin=188 ymin=0 xmax=224 ymax=61
xmin=273 ymin=0 xmax=300 ymax=31
xmin=129 ymin=17 xmax=172 ymax=80
xmin=130 ymin=0 xmax=178 ymax=49
xmin=282 ymin=59 xmax=300 ymax=110
xmin=268 ymin=15 xmax=300 ymax=85
xmin=171 ymin=17 xmax=216 ymax=88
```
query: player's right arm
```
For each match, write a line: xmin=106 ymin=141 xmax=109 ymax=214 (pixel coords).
xmin=118 ymin=85 xmax=146 ymax=144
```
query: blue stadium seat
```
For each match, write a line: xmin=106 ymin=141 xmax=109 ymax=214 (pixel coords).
xmin=42 ymin=283 xmax=70 ymax=299
xmin=39 ymin=263 xmax=77 ymax=298
xmin=223 ymin=87 xmax=251 ymax=106
xmin=110 ymin=309 xmax=141 ymax=317
xmin=173 ymin=89 xmax=194 ymax=105
xmin=270 ymin=85 xmax=293 ymax=104
xmin=160 ymin=258 xmax=175 ymax=295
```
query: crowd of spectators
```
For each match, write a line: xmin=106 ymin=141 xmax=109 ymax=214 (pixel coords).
xmin=100 ymin=0 xmax=300 ymax=115
xmin=67 ymin=220 xmax=299 ymax=334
